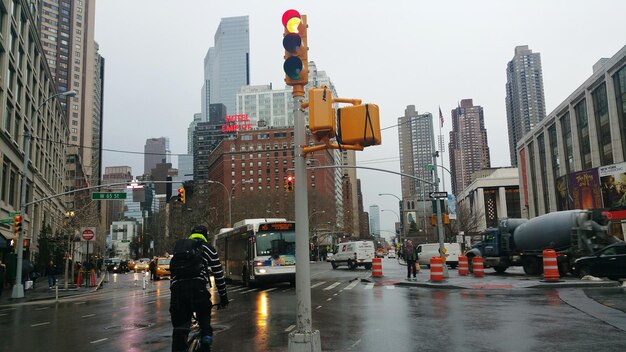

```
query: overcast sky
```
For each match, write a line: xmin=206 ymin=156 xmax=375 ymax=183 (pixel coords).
xmin=95 ymin=0 xmax=626 ymax=240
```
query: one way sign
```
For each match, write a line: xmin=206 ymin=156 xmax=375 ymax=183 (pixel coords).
xmin=429 ymin=191 xmax=448 ymax=199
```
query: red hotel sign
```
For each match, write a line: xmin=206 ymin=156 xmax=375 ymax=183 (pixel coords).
xmin=222 ymin=114 xmax=253 ymax=133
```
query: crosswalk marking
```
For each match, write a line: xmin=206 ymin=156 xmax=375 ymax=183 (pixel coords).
xmin=262 ymin=287 xmax=278 ymax=292
xmin=241 ymin=288 xmax=258 ymax=294
xmin=344 ymin=281 xmax=359 ymax=290
xmin=323 ymin=282 xmax=341 ymax=291
xmin=385 ymin=285 xmax=395 ymax=290
xmin=90 ymin=338 xmax=108 ymax=344
xmin=364 ymin=283 xmax=374 ymax=290
xmin=31 ymin=322 xmax=50 ymax=327
xmin=230 ymin=287 xmax=249 ymax=292
xmin=82 ymin=314 xmax=96 ymax=318
xmin=284 ymin=324 xmax=296 ymax=332
xmin=310 ymin=281 xmax=326 ymax=289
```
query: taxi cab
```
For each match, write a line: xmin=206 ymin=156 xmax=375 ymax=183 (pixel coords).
xmin=155 ymin=257 xmax=171 ymax=280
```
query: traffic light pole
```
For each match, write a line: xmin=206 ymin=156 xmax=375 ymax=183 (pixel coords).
xmin=432 ymin=155 xmax=449 ymax=278
xmin=12 ymin=132 xmax=31 ymax=298
xmin=289 ymin=93 xmax=321 ymax=352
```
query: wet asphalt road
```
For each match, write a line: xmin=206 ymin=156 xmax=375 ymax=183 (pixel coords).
xmin=1 ymin=260 xmax=626 ymax=352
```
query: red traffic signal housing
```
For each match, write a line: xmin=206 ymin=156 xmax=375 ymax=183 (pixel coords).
xmin=177 ymin=187 xmax=186 ymax=204
xmin=282 ymin=10 xmax=308 ymax=88
xmin=285 ymin=175 xmax=295 ymax=192
xmin=13 ymin=214 xmax=22 ymax=234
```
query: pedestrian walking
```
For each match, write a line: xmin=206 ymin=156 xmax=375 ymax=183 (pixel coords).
xmin=404 ymin=240 xmax=418 ymax=280
xmin=0 ymin=260 xmax=6 ymax=297
xmin=45 ymin=260 xmax=57 ymax=288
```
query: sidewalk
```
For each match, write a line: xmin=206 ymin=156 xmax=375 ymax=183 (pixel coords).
xmin=369 ymin=257 xmax=622 ymax=290
xmin=0 ymin=277 xmax=100 ymax=306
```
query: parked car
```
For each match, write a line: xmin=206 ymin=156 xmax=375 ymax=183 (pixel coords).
xmin=574 ymin=242 xmax=626 ymax=280
xmin=387 ymin=250 xmax=396 ymax=259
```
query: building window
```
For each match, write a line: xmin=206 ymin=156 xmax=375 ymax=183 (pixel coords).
xmin=613 ymin=67 xmax=626 ymax=160
xmin=560 ymin=112 xmax=573 ymax=175
xmin=548 ymin=124 xmax=560 ymax=177
xmin=592 ymin=82 xmax=613 ymax=165
xmin=574 ymin=99 xmax=592 ymax=170
xmin=528 ymin=142 xmax=538 ymax=217
xmin=537 ymin=133 xmax=549 ymax=213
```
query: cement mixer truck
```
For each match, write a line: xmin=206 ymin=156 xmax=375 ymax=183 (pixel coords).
xmin=465 ymin=210 xmax=620 ymax=275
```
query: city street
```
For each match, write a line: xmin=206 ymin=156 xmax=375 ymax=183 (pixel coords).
xmin=1 ymin=260 xmax=626 ymax=352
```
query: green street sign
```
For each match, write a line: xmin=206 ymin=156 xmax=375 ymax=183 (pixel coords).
xmin=9 ymin=212 xmax=20 ymax=216
xmin=91 ymin=192 xmax=127 ymax=200
xmin=1 ymin=218 xmax=13 ymax=224
xmin=425 ymin=164 xmax=436 ymax=171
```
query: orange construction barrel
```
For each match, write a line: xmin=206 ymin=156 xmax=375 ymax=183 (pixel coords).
xmin=372 ymin=257 xmax=383 ymax=277
xmin=542 ymin=249 xmax=560 ymax=282
xmin=430 ymin=256 xmax=444 ymax=282
xmin=458 ymin=255 xmax=469 ymax=276
xmin=472 ymin=256 xmax=484 ymax=278
xmin=77 ymin=271 xmax=83 ymax=287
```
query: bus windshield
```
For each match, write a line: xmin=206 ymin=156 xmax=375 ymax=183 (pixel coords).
xmin=256 ymin=230 xmax=296 ymax=257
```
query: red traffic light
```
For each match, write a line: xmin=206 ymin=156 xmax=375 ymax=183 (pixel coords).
xmin=287 ymin=175 xmax=294 ymax=182
xmin=282 ymin=9 xmax=301 ymax=29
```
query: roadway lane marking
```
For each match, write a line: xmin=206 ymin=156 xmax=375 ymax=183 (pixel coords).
xmin=385 ymin=285 xmax=395 ymax=290
xmin=323 ymin=282 xmax=341 ymax=291
xmin=326 ymin=298 xmax=332 ymax=301
xmin=0 ymin=314 xmax=7 ymax=317
xmin=34 ymin=307 xmax=50 ymax=310
xmin=364 ymin=283 xmax=374 ymax=290
xmin=262 ymin=287 xmax=278 ymax=292
xmin=74 ymin=302 xmax=86 ymax=305
xmin=230 ymin=287 xmax=249 ymax=292
xmin=315 ymin=306 xmax=322 ymax=310
xmin=146 ymin=300 xmax=156 ymax=304
xmin=241 ymin=288 xmax=258 ymax=294
xmin=344 ymin=281 xmax=359 ymax=290
xmin=0 ymin=308 xmax=15 ymax=311
xmin=284 ymin=324 xmax=296 ymax=332
xmin=82 ymin=314 xmax=96 ymax=318
xmin=90 ymin=338 xmax=108 ymax=344
xmin=31 ymin=322 xmax=51 ymax=327
xmin=310 ymin=281 xmax=326 ymax=289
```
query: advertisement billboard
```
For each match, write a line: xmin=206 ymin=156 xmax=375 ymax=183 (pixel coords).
xmin=599 ymin=161 xmax=626 ymax=208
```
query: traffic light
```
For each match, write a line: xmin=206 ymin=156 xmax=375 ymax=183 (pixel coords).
xmin=308 ymin=86 xmax=336 ymax=141
xmin=13 ymin=214 xmax=22 ymax=234
xmin=177 ymin=187 xmax=186 ymax=204
xmin=282 ymin=9 xmax=308 ymax=86
xmin=336 ymin=104 xmax=382 ymax=147
xmin=285 ymin=175 xmax=295 ymax=192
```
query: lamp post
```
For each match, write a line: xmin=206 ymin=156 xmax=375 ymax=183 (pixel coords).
xmin=379 ymin=193 xmax=403 ymax=239
xmin=13 ymin=90 xmax=78 ymax=299
xmin=207 ymin=179 xmax=252 ymax=227
xmin=381 ymin=209 xmax=400 ymax=241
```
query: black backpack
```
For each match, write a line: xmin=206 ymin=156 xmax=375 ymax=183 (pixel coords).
xmin=170 ymin=238 xmax=204 ymax=280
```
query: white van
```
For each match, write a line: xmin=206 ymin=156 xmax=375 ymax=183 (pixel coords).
xmin=329 ymin=241 xmax=375 ymax=270
xmin=416 ymin=243 xmax=461 ymax=268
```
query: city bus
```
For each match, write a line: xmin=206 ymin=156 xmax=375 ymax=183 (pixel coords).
xmin=214 ymin=218 xmax=296 ymax=286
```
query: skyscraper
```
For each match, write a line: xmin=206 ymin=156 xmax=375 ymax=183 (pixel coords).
xmin=505 ymin=45 xmax=546 ymax=166
xmin=449 ymin=99 xmax=491 ymax=196
xmin=144 ymin=137 xmax=170 ymax=176
xmin=398 ymin=105 xmax=436 ymax=201
xmin=201 ymin=16 xmax=250 ymax=117
xmin=369 ymin=205 xmax=380 ymax=238
xmin=38 ymin=0 xmax=103 ymax=185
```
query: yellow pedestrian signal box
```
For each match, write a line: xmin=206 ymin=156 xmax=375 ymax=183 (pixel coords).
xmin=308 ymin=86 xmax=335 ymax=140
xmin=337 ymin=104 xmax=381 ymax=147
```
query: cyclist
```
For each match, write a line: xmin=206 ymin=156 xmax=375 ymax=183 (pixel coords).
xmin=170 ymin=225 xmax=228 ymax=352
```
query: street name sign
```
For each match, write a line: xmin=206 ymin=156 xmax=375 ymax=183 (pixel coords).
xmin=1 ymin=218 xmax=13 ymax=224
xmin=92 ymin=192 xmax=127 ymax=200
xmin=429 ymin=191 xmax=448 ymax=199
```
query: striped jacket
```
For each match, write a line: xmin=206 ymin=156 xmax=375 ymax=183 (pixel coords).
xmin=171 ymin=238 xmax=227 ymax=298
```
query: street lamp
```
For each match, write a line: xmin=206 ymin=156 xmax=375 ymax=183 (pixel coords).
xmin=13 ymin=90 xmax=78 ymax=299
xmin=207 ymin=179 xmax=252 ymax=227
xmin=379 ymin=193 xmax=403 ymax=237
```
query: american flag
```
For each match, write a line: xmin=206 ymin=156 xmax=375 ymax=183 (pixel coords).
xmin=439 ymin=106 xmax=444 ymax=128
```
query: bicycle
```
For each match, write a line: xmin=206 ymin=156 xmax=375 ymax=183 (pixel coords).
xmin=186 ymin=305 xmax=223 ymax=352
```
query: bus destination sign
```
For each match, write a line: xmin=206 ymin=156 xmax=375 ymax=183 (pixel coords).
xmin=260 ymin=223 xmax=295 ymax=231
